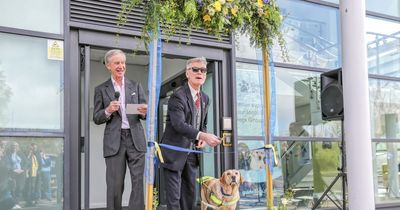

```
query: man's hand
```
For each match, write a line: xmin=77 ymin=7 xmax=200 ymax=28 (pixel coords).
xmin=137 ymin=104 xmax=148 ymax=115
xmin=199 ymin=132 xmax=221 ymax=147
xmin=196 ymin=140 xmax=207 ymax=148
xmin=106 ymin=100 xmax=120 ymax=113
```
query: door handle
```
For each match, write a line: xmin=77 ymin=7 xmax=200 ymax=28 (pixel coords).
xmin=221 ymin=132 xmax=232 ymax=147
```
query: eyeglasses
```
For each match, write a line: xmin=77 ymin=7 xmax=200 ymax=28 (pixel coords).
xmin=190 ymin=67 xmax=207 ymax=73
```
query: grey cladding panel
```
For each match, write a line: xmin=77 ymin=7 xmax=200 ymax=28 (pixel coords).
xmin=70 ymin=0 xmax=231 ymax=45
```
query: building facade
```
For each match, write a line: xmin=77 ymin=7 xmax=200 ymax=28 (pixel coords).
xmin=0 ymin=0 xmax=399 ymax=209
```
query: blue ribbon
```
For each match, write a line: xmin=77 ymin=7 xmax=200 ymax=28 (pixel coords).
xmin=148 ymin=142 xmax=209 ymax=154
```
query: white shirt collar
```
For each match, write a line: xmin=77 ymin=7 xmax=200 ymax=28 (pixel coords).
xmin=188 ymin=83 xmax=200 ymax=99
xmin=111 ymin=76 xmax=125 ymax=89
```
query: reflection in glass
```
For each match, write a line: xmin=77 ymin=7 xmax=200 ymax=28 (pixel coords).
xmin=236 ymin=63 xmax=264 ymax=136
xmin=201 ymin=73 xmax=215 ymax=176
xmin=0 ymin=0 xmax=62 ymax=34
xmin=273 ymin=0 xmax=340 ymax=69
xmin=237 ymin=140 xmax=282 ymax=208
xmin=366 ymin=0 xmax=400 ymax=17
xmin=275 ymin=67 xmax=341 ymax=138
xmin=373 ymin=142 xmax=400 ymax=204
xmin=235 ymin=34 xmax=259 ymax=60
xmin=237 ymin=140 xmax=344 ymax=209
xmin=0 ymin=137 xmax=63 ymax=209
xmin=281 ymin=140 xmax=341 ymax=209
xmin=0 ymin=33 xmax=63 ymax=130
xmin=369 ymin=79 xmax=400 ymax=139
xmin=366 ymin=17 xmax=400 ymax=77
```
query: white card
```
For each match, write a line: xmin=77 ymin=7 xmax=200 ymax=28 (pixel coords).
xmin=126 ymin=104 xmax=142 ymax=114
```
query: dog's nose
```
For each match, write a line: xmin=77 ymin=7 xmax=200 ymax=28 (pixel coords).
xmin=232 ymin=176 xmax=236 ymax=182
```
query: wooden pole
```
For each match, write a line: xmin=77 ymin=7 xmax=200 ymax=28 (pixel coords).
xmin=262 ymin=48 xmax=274 ymax=210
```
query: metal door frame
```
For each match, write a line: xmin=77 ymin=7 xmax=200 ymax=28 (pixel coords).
xmin=68 ymin=28 xmax=232 ymax=209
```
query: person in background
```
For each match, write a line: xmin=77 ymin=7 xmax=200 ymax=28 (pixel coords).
xmin=0 ymin=141 xmax=16 ymax=210
xmin=24 ymin=143 xmax=41 ymax=207
xmin=93 ymin=49 xmax=148 ymax=210
xmin=160 ymin=57 xmax=221 ymax=210
xmin=39 ymin=150 xmax=52 ymax=201
xmin=5 ymin=142 xmax=25 ymax=209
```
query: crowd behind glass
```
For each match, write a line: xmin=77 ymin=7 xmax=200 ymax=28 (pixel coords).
xmin=0 ymin=140 xmax=62 ymax=208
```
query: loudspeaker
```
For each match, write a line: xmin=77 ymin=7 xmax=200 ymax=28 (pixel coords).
xmin=320 ymin=68 xmax=343 ymax=120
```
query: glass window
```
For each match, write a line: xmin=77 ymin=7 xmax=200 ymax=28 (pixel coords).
xmin=237 ymin=139 xmax=342 ymax=209
xmin=366 ymin=0 xmax=400 ymax=17
xmin=0 ymin=33 xmax=63 ymax=130
xmin=237 ymin=139 xmax=283 ymax=208
xmin=366 ymin=17 xmax=400 ymax=77
xmin=236 ymin=62 xmax=264 ymax=136
xmin=273 ymin=0 xmax=341 ymax=69
xmin=275 ymin=67 xmax=341 ymax=138
xmin=0 ymin=137 xmax=63 ymax=209
xmin=373 ymin=142 xmax=400 ymax=204
xmin=0 ymin=0 xmax=62 ymax=34
xmin=235 ymin=34 xmax=259 ymax=60
xmin=370 ymin=79 xmax=400 ymax=139
xmin=201 ymin=73 xmax=215 ymax=176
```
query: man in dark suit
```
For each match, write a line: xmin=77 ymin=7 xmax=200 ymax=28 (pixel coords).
xmin=93 ymin=49 xmax=147 ymax=210
xmin=161 ymin=57 xmax=221 ymax=210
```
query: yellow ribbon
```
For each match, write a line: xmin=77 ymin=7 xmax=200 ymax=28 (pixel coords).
xmin=154 ymin=142 xmax=164 ymax=163
xmin=264 ymin=144 xmax=278 ymax=165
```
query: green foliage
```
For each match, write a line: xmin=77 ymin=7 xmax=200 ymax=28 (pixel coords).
xmin=118 ymin=0 xmax=287 ymax=55
xmin=153 ymin=187 xmax=159 ymax=209
xmin=276 ymin=188 xmax=294 ymax=210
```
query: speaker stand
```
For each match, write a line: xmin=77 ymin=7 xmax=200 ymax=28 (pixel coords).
xmin=312 ymin=120 xmax=347 ymax=210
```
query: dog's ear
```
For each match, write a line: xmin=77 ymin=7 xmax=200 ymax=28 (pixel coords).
xmin=220 ymin=172 xmax=227 ymax=185
xmin=240 ymin=174 xmax=245 ymax=184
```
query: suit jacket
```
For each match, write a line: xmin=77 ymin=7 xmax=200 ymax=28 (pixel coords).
xmin=160 ymin=83 xmax=209 ymax=171
xmin=93 ymin=78 xmax=147 ymax=158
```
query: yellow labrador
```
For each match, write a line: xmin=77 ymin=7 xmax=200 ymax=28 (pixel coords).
xmin=200 ymin=169 xmax=244 ymax=210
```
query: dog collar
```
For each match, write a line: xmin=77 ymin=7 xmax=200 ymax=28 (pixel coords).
xmin=220 ymin=186 xmax=232 ymax=196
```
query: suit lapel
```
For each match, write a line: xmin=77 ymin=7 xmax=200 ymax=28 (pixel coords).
xmin=105 ymin=78 xmax=121 ymax=116
xmin=184 ymin=84 xmax=195 ymax=120
xmin=105 ymin=79 xmax=115 ymax=102
xmin=125 ymin=78 xmax=135 ymax=104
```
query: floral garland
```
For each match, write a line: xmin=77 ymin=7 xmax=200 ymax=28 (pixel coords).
xmin=118 ymin=0 xmax=286 ymax=53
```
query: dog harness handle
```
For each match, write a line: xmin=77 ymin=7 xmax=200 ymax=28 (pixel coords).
xmin=210 ymin=193 xmax=240 ymax=206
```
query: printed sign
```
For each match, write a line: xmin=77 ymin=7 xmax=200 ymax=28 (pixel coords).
xmin=47 ymin=40 xmax=64 ymax=61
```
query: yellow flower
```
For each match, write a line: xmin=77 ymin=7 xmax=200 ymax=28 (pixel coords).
xmin=203 ymin=14 xmax=211 ymax=22
xmin=214 ymin=1 xmax=222 ymax=12
xmin=264 ymin=11 xmax=269 ymax=17
xmin=231 ymin=8 xmax=237 ymax=16
xmin=257 ymin=0 xmax=264 ymax=7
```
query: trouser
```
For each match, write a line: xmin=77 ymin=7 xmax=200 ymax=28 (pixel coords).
xmin=163 ymin=153 xmax=199 ymax=210
xmin=105 ymin=129 xmax=145 ymax=210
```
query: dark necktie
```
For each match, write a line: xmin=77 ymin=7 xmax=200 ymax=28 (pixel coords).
xmin=195 ymin=92 xmax=201 ymax=109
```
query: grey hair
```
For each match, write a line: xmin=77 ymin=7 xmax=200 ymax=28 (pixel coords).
xmin=186 ymin=57 xmax=207 ymax=69
xmin=104 ymin=49 xmax=126 ymax=65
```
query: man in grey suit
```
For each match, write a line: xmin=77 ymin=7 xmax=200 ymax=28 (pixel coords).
xmin=93 ymin=49 xmax=147 ymax=210
xmin=160 ymin=57 xmax=221 ymax=210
